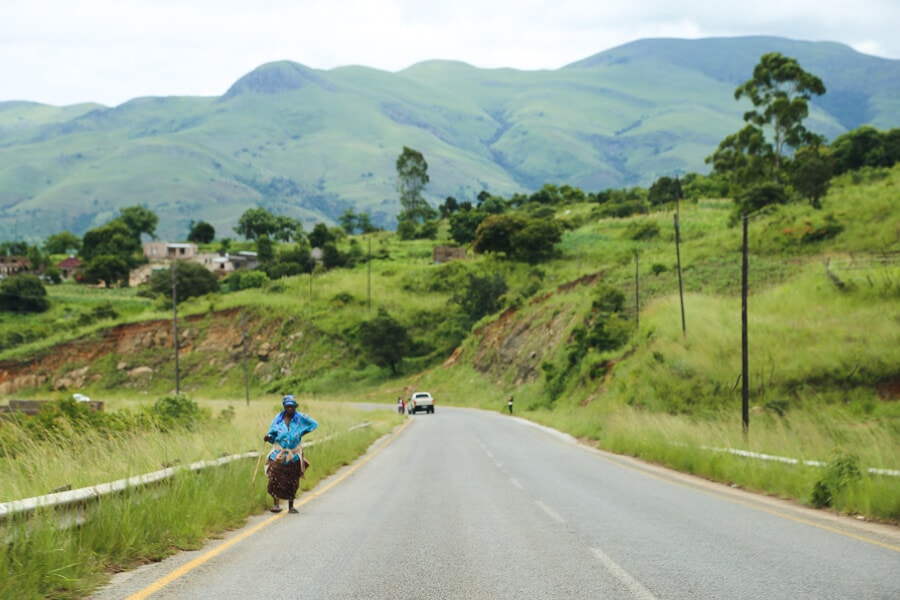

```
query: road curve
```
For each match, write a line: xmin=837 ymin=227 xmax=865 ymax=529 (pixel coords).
xmin=93 ymin=406 xmax=900 ymax=599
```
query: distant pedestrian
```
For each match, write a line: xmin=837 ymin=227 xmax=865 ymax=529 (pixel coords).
xmin=263 ymin=395 xmax=318 ymax=514
xmin=508 ymin=395 xmax=514 ymax=415
xmin=397 ymin=396 xmax=405 ymax=414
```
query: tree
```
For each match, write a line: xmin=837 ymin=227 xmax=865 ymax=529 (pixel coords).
xmin=511 ymin=220 xmax=563 ymax=264
xmin=709 ymin=53 xmax=826 ymax=191
xmin=449 ymin=271 xmax=508 ymax=325
xmin=449 ymin=210 xmax=489 ymax=245
xmin=0 ymin=241 xmax=28 ymax=256
xmin=338 ymin=208 xmax=358 ymax=234
xmin=119 ymin=205 xmax=159 ymax=241
xmin=44 ymin=231 xmax=82 ymax=255
xmin=472 ymin=214 xmax=528 ymax=257
xmin=648 ymin=176 xmax=681 ymax=207
xmin=234 ymin=207 xmax=277 ymax=241
xmin=439 ymin=196 xmax=459 ymax=219
xmin=308 ymin=222 xmax=334 ymax=248
xmin=321 ymin=242 xmax=346 ymax=270
xmin=733 ymin=182 xmax=788 ymax=221
xmin=275 ymin=243 xmax=313 ymax=274
xmin=830 ymin=126 xmax=894 ymax=175
xmin=83 ymin=255 xmax=131 ymax=287
xmin=0 ymin=274 xmax=50 ymax=313
xmin=395 ymin=146 xmax=437 ymax=237
xmin=357 ymin=308 xmax=412 ymax=375
xmin=356 ymin=212 xmax=377 ymax=234
xmin=790 ymin=145 xmax=833 ymax=208
xmin=187 ymin=220 xmax=216 ymax=244
xmin=148 ymin=261 xmax=220 ymax=303
xmin=273 ymin=215 xmax=302 ymax=242
xmin=707 ymin=125 xmax=773 ymax=192
xmin=81 ymin=220 xmax=142 ymax=286
xmin=256 ymin=234 xmax=275 ymax=265
xmin=26 ymin=244 xmax=49 ymax=274
xmin=733 ymin=52 xmax=826 ymax=173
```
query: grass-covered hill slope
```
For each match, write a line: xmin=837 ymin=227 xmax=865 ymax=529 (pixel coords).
xmin=1 ymin=37 xmax=898 ymax=242
xmin=1 ymin=164 xmax=898 ymax=519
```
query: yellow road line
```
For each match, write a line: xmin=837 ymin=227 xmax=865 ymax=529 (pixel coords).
xmin=126 ymin=418 xmax=413 ymax=600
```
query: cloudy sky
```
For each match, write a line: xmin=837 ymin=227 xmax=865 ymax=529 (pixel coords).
xmin=2 ymin=0 xmax=898 ymax=107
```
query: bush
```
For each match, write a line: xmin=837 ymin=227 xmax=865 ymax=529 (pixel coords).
xmin=623 ymin=220 xmax=661 ymax=241
xmin=810 ymin=451 xmax=862 ymax=508
xmin=238 ymin=270 xmax=269 ymax=290
xmin=149 ymin=395 xmax=209 ymax=432
xmin=0 ymin=274 xmax=50 ymax=313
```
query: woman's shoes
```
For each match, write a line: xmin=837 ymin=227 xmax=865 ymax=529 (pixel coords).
xmin=270 ymin=505 xmax=283 ymax=513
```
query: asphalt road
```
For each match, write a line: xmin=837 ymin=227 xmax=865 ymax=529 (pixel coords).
xmin=93 ymin=406 xmax=900 ymax=599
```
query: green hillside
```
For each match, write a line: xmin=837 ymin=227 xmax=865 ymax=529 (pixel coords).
xmin=1 ymin=159 xmax=899 ymax=521
xmin=0 ymin=36 xmax=898 ymax=242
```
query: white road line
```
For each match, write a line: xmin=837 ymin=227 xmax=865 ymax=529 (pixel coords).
xmin=509 ymin=478 xmax=523 ymax=489
xmin=590 ymin=547 xmax=659 ymax=600
xmin=535 ymin=500 xmax=566 ymax=523
xmin=485 ymin=450 xmax=494 ymax=459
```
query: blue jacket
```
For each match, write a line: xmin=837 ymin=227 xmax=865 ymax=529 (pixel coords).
xmin=266 ymin=411 xmax=318 ymax=463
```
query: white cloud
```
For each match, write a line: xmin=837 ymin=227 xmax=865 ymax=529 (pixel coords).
xmin=1 ymin=0 xmax=897 ymax=106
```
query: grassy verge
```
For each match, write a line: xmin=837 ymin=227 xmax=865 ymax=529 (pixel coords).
xmin=0 ymin=399 xmax=402 ymax=600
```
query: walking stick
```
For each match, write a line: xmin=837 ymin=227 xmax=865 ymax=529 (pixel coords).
xmin=251 ymin=442 xmax=268 ymax=486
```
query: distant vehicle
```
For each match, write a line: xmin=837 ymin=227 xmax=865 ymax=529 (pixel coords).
xmin=407 ymin=392 xmax=435 ymax=415
xmin=73 ymin=393 xmax=91 ymax=402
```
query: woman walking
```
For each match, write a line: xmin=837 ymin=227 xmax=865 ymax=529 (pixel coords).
xmin=263 ymin=395 xmax=318 ymax=513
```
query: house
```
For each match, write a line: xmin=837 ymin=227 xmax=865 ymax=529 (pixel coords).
xmin=56 ymin=256 xmax=83 ymax=280
xmin=143 ymin=242 xmax=198 ymax=262
xmin=200 ymin=251 xmax=259 ymax=276
xmin=0 ymin=255 xmax=29 ymax=278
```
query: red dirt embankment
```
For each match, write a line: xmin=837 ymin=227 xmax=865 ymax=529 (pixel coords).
xmin=0 ymin=309 xmax=247 ymax=395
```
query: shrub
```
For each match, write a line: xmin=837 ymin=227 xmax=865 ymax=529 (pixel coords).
xmin=0 ymin=274 xmax=50 ymax=313
xmin=810 ymin=451 xmax=862 ymax=508
xmin=623 ymin=220 xmax=661 ymax=241
xmin=149 ymin=395 xmax=209 ymax=432
xmin=238 ymin=270 xmax=269 ymax=290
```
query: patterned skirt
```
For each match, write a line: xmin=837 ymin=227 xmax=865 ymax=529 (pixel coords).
xmin=265 ymin=457 xmax=304 ymax=500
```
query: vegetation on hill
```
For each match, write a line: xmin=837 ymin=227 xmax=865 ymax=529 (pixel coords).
xmin=1 ymin=37 xmax=899 ymax=241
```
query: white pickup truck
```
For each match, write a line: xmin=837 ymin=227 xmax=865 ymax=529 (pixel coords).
xmin=407 ymin=391 xmax=435 ymax=414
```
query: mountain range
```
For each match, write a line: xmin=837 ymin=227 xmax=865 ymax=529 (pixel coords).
xmin=1 ymin=35 xmax=898 ymax=242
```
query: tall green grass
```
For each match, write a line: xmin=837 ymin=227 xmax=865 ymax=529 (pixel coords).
xmin=0 ymin=399 xmax=402 ymax=599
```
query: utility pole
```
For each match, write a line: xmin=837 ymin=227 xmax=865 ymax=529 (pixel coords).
xmin=241 ymin=311 xmax=249 ymax=406
xmin=741 ymin=213 xmax=750 ymax=439
xmin=367 ymin=237 xmax=372 ymax=312
xmin=634 ymin=252 xmax=640 ymax=332
xmin=171 ymin=262 xmax=180 ymax=395
xmin=674 ymin=176 xmax=686 ymax=337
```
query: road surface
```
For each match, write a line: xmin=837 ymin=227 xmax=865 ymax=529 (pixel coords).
xmin=93 ymin=406 xmax=900 ymax=599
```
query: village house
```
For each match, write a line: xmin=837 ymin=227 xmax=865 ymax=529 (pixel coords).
xmin=200 ymin=251 xmax=259 ymax=276
xmin=0 ymin=255 xmax=29 ymax=278
xmin=56 ymin=256 xmax=83 ymax=280
xmin=143 ymin=242 xmax=199 ymax=262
